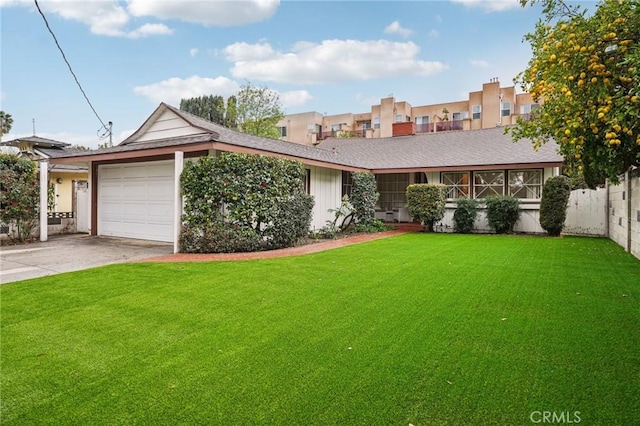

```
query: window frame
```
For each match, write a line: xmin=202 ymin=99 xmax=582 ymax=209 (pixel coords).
xmin=442 ymin=171 xmax=471 ymax=199
xmin=472 ymin=105 xmax=481 ymax=120
xmin=473 ymin=170 xmax=505 ymax=199
xmin=501 ymin=101 xmax=511 ymax=117
xmin=508 ymin=169 xmax=543 ymax=199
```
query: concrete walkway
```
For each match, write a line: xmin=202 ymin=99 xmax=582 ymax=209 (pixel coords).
xmin=1 ymin=234 xmax=173 ymax=284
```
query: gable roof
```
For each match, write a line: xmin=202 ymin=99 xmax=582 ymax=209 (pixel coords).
xmin=49 ymin=103 xmax=563 ymax=172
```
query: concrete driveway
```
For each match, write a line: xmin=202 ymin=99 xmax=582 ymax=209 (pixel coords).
xmin=1 ymin=234 xmax=173 ymax=284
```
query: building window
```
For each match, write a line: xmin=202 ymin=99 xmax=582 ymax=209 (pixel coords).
xmin=509 ymin=169 xmax=542 ymax=199
xmin=473 ymin=170 xmax=504 ymax=198
xmin=395 ymin=114 xmax=403 ymax=123
xmin=331 ymin=124 xmax=342 ymax=131
xmin=472 ymin=105 xmax=481 ymax=120
xmin=376 ymin=173 xmax=410 ymax=210
xmin=342 ymin=171 xmax=353 ymax=197
xmin=415 ymin=116 xmax=430 ymax=124
xmin=304 ymin=169 xmax=311 ymax=194
xmin=277 ymin=126 xmax=287 ymax=137
xmin=361 ymin=120 xmax=371 ymax=130
xmin=442 ymin=172 xmax=470 ymax=199
xmin=520 ymin=104 xmax=540 ymax=114
xmin=373 ymin=117 xmax=380 ymax=129
xmin=501 ymin=102 xmax=511 ymax=117
xmin=453 ymin=111 xmax=468 ymax=121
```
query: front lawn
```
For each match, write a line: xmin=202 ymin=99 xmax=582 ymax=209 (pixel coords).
xmin=1 ymin=234 xmax=639 ymax=425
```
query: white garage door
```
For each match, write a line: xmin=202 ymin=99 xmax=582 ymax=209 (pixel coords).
xmin=98 ymin=160 xmax=175 ymax=242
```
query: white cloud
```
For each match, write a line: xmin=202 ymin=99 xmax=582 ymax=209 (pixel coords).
xmin=429 ymin=29 xmax=440 ymax=38
xmin=127 ymin=0 xmax=280 ymax=27
xmin=226 ymin=40 xmax=448 ymax=85
xmin=435 ymin=14 xmax=443 ymax=24
xmin=127 ymin=23 xmax=173 ymax=38
xmin=384 ymin=21 xmax=413 ymax=38
xmin=223 ymin=42 xmax=276 ymax=62
xmin=450 ymin=0 xmax=521 ymax=12
xmin=189 ymin=48 xmax=199 ymax=57
xmin=470 ymin=59 xmax=490 ymax=68
xmin=278 ymin=90 xmax=312 ymax=109
xmin=133 ymin=76 xmax=240 ymax=106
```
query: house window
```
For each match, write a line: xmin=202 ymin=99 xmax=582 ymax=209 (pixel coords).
xmin=361 ymin=120 xmax=371 ymax=130
xmin=277 ymin=126 xmax=287 ymax=137
xmin=442 ymin=172 xmax=470 ymax=199
xmin=373 ymin=117 xmax=380 ymax=129
xmin=331 ymin=124 xmax=342 ymax=131
xmin=415 ymin=116 xmax=429 ymax=124
xmin=473 ymin=170 xmax=504 ymax=198
xmin=304 ymin=169 xmax=311 ymax=194
xmin=395 ymin=114 xmax=403 ymax=123
xmin=509 ymin=169 xmax=542 ymax=199
xmin=376 ymin=173 xmax=410 ymax=210
xmin=472 ymin=105 xmax=481 ymax=120
xmin=342 ymin=171 xmax=353 ymax=197
xmin=453 ymin=111 xmax=468 ymax=121
xmin=501 ymin=102 xmax=511 ymax=117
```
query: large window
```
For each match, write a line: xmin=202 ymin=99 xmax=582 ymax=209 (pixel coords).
xmin=474 ymin=171 xmax=505 ymax=198
xmin=376 ymin=173 xmax=410 ymax=210
xmin=373 ymin=117 xmax=380 ymax=129
xmin=442 ymin=172 xmax=470 ymax=199
xmin=509 ymin=169 xmax=542 ymax=199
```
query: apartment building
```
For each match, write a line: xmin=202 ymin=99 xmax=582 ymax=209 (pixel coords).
xmin=277 ymin=79 xmax=539 ymax=145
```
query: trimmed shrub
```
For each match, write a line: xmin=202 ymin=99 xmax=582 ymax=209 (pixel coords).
xmin=484 ymin=195 xmax=520 ymax=234
xmin=539 ymin=175 xmax=571 ymax=236
xmin=180 ymin=153 xmax=314 ymax=253
xmin=349 ymin=172 xmax=379 ymax=226
xmin=406 ymin=184 xmax=447 ymax=232
xmin=453 ymin=197 xmax=478 ymax=234
xmin=0 ymin=154 xmax=39 ymax=242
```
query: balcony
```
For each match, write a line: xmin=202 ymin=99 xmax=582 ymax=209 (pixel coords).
xmin=317 ymin=129 xmax=367 ymax=140
xmin=415 ymin=120 xmax=464 ymax=134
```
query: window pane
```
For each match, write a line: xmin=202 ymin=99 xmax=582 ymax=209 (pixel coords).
xmin=509 ymin=169 xmax=542 ymax=199
xmin=442 ymin=172 xmax=470 ymax=199
xmin=474 ymin=171 xmax=504 ymax=198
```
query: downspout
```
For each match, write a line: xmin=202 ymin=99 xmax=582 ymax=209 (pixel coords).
xmin=39 ymin=159 xmax=48 ymax=242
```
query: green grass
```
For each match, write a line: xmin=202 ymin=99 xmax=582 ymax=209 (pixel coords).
xmin=1 ymin=234 xmax=639 ymax=425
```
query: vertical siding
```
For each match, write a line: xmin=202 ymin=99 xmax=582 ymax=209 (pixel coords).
xmin=308 ymin=166 xmax=342 ymax=231
xmin=564 ymin=189 xmax=607 ymax=236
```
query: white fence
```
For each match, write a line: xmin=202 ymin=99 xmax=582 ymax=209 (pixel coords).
xmin=607 ymin=170 xmax=640 ymax=259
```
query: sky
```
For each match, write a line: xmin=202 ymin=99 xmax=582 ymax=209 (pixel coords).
xmin=1 ymin=0 xmax=560 ymax=148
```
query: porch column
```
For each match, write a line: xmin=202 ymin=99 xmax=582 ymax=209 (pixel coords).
xmin=173 ymin=151 xmax=184 ymax=254
xmin=39 ymin=159 xmax=48 ymax=242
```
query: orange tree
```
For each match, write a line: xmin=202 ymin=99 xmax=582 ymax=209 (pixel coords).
xmin=509 ymin=0 xmax=640 ymax=186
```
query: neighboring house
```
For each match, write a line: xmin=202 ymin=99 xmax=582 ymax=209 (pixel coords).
xmin=0 ymin=136 xmax=89 ymax=232
xmin=49 ymin=103 xmax=562 ymax=248
xmin=277 ymin=79 xmax=540 ymax=145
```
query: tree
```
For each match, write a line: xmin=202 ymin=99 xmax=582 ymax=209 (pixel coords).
xmin=179 ymin=95 xmax=226 ymax=126
xmin=0 ymin=154 xmax=39 ymax=242
xmin=236 ymin=81 xmax=284 ymax=139
xmin=406 ymin=184 xmax=447 ymax=232
xmin=509 ymin=0 xmax=640 ymax=187
xmin=225 ymin=95 xmax=238 ymax=130
xmin=539 ymin=175 xmax=571 ymax=236
xmin=0 ymin=111 xmax=13 ymax=141
xmin=349 ymin=172 xmax=379 ymax=226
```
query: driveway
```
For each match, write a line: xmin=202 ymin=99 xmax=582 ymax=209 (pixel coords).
xmin=1 ymin=234 xmax=173 ymax=284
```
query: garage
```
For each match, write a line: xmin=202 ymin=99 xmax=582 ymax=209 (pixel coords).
xmin=98 ymin=160 xmax=175 ymax=242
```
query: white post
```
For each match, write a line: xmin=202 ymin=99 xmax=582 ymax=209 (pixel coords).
xmin=39 ymin=159 xmax=48 ymax=242
xmin=173 ymin=151 xmax=184 ymax=254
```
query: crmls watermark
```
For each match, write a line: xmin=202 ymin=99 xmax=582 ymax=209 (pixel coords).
xmin=530 ymin=411 xmax=581 ymax=424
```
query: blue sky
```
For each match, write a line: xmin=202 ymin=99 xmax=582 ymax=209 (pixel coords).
xmin=1 ymin=0 xmax=555 ymax=148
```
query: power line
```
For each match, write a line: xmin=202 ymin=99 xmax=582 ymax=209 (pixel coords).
xmin=33 ymin=0 xmax=111 ymax=135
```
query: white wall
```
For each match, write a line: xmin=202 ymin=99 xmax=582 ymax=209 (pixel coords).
xmin=564 ymin=188 xmax=607 ymax=236
xmin=608 ymin=172 xmax=640 ymax=259
xmin=135 ymin=110 xmax=204 ymax=142
xmin=308 ymin=166 xmax=343 ymax=231
xmin=439 ymin=203 xmax=544 ymax=233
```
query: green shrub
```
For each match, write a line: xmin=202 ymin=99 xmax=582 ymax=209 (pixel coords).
xmin=0 ymin=154 xmax=39 ymax=242
xmin=539 ymin=175 xmax=571 ymax=236
xmin=453 ymin=198 xmax=478 ymax=234
xmin=485 ymin=195 xmax=520 ymax=234
xmin=352 ymin=219 xmax=390 ymax=233
xmin=180 ymin=153 xmax=313 ymax=253
xmin=349 ymin=172 xmax=379 ymax=226
xmin=406 ymin=184 xmax=447 ymax=232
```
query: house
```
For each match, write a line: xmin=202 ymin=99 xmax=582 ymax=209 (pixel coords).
xmin=0 ymin=135 xmax=89 ymax=233
xmin=276 ymin=79 xmax=540 ymax=145
xmin=49 ymin=103 xmax=563 ymax=251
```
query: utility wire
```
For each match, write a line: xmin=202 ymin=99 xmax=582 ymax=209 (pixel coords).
xmin=33 ymin=0 xmax=110 ymax=134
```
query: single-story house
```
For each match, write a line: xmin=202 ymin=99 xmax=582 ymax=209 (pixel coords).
xmin=1 ymin=136 xmax=89 ymax=233
xmin=49 ymin=103 xmax=563 ymax=251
